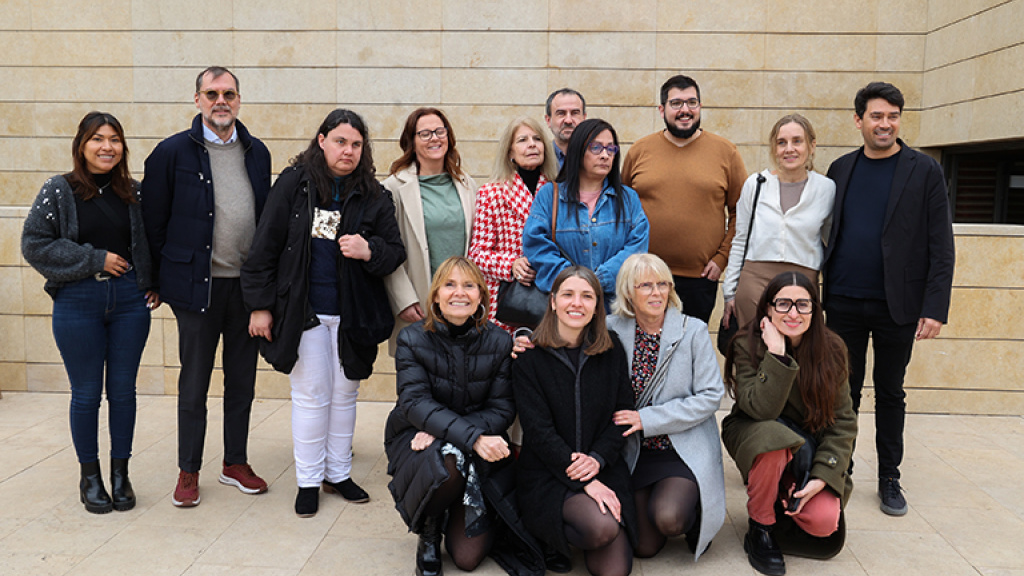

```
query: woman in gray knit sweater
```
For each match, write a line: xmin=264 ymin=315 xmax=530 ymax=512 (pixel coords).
xmin=22 ymin=112 xmax=159 ymax=514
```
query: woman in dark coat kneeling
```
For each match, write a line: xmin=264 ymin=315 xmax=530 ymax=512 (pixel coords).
xmin=513 ymin=266 xmax=637 ymax=576
xmin=385 ymin=256 xmax=543 ymax=576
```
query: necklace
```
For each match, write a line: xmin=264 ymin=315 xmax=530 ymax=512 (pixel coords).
xmin=97 ymin=184 xmax=110 ymax=195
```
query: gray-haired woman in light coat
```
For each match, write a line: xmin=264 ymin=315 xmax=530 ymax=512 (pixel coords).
xmin=607 ymin=253 xmax=726 ymax=561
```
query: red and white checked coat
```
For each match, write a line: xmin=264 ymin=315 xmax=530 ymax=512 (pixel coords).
xmin=468 ymin=173 xmax=548 ymax=333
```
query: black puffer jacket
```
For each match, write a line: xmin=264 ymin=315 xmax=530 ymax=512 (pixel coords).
xmin=385 ymin=320 xmax=543 ymax=576
xmin=241 ymin=165 xmax=405 ymax=378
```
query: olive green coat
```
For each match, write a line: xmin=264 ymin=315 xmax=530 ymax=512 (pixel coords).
xmin=721 ymin=338 xmax=857 ymax=508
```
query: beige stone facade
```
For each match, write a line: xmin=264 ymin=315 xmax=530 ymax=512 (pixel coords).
xmin=1 ymin=0 xmax=1022 ymax=413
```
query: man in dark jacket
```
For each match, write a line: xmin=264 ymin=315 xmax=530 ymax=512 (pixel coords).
xmin=823 ymin=81 xmax=955 ymax=517
xmin=142 ymin=66 xmax=272 ymax=508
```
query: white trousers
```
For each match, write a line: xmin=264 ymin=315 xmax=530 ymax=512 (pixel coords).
xmin=289 ymin=315 xmax=359 ymax=488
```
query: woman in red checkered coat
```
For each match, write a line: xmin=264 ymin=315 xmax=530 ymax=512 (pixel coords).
xmin=469 ymin=117 xmax=558 ymax=333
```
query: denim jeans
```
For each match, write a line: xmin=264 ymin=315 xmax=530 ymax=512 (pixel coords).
xmin=52 ymin=270 xmax=151 ymax=463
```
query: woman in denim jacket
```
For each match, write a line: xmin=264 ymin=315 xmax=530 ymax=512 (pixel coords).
xmin=523 ymin=119 xmax=649 ymax=307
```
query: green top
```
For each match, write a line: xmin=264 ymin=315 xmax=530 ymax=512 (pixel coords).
xmin=419 ymin=173 xmax=466 ymax=277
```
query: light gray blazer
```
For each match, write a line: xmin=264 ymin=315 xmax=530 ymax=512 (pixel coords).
xmin=607 ymin=308 xmax=726 ymax=561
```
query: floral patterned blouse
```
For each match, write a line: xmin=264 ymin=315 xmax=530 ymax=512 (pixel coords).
xmin=631 ymin=324 xmax=672 ymax=450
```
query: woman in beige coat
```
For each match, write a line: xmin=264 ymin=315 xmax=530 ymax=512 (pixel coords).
xmin=383 ymin=108 xmax=476 ymax=353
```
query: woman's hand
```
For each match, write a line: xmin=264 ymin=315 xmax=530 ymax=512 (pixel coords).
xmin=473 ymin=435 xmax=510 ymax=462
xmin=398 ymin=303 xmax=425 ymax=323
xmin=760 ymin=317 xmax=786 ymax=356
xmin=249 ymin=310 xmax=273 ymax=341
xmin=784 ymin=478 xmax=826 ymax=516
xmin=512 ymin=257 xmax=536 ymax=286
xmin=722 ymin=299 xmax=736 ymax=328
xmin=583 ymin=479 xmax=622 ymax=522
xmin=612 ymin=410 xmax=643 ymax=436
xmin=566 ymin=452 xmax=600 ymax=482
xmin=144 ymin=291 xmax=161 ymax=311
xmin=103 ymin=251 xmax=130 ymax=276
xmin=411 ymin=431 xmax=436 ymax=451
xmin=338 ymin=234 xmax=371 ymax=261
xmin=510 ymin=332 xmax=535 ymax=358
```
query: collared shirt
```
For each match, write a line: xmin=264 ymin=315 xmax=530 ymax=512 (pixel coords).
xmin=554 ymin=145 xmax=566 ymax=168
xmin=202 ymin=123 xmax=238 ymax=145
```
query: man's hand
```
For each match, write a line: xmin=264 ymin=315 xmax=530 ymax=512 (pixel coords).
xmin=701 ymin=260 xmax=722 ymax=281
xmin=249 ymin=310 xmax=273 ymax=341
xmin=916 ymin=317 xmax=942 ymax=340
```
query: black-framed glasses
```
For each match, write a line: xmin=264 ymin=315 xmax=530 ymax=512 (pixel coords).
xmin=667 ymin=98 xmax=700 ymax=111
xmin=634 ymin=281 xmax=672 ymax=294
xmin=200 ymin=90 xmax=238 ymax=102
xmin=587 ymin=142 xmax=619 ymax=156
xmin=771 ymin=298 xmax=813 ymax=314
xmin=416 ymin=127 xmax=448 ymax=141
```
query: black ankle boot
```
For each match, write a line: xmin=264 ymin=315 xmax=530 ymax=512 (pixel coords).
xmin=415 ymin=515 xmax=444 ymax=576
xmin=744 ymin=518 xmax=785 ymax=575
xmin=80 ymin=461 xmax=113 ymax=514
xmin=110 ymin=458 xmax=136 ymax=511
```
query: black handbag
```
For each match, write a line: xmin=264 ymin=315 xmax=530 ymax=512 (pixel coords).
xmin=717 ymin=173 xmax=767 ymax=355
xmin=776 ymin=416 xmax=817 ymax=512
xmin=495 ymin=183 xmax=570 ymax=329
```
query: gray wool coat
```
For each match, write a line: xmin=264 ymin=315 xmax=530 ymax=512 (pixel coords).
xmin=607 ymin=308 xmax=726 ymax=561
xmin=22 ymin=175 xmax=153 ymax=298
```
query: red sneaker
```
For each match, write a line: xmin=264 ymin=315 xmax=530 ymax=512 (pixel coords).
xmin=219 ymin=462 xmax=268 ymax=494
xmin=172 ymin=470 xmax=200 ymax=507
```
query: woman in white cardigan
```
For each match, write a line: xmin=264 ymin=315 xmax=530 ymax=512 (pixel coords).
xmin=383 ymin=108 xmax=476 ymax=354
xmin=608 ymin=253 xmax=726 ymax=562
xmin=722 ymin=114 xmax=836 ymax=329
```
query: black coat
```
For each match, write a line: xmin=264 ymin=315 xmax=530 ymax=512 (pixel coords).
xmin=142 ymin=115 xmax=271 ymax=312
xmin=511 ymin=334 xmax=638 ymax=557
xmin=384 ymin=321 xmax=543 ymax=576
xmin=240 ymin=165 xmax=405 ymax=378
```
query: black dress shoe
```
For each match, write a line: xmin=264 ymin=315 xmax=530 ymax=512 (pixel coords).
xmin=415 ymin=514 xmax=444 ymax=576
xmin=543 ymin=549 xmax=572 ymax=573
xmin=744 ymin=518 xmax=785 ymax=575
xmin=295 ymin=487 xmax=319 ymax=518
xmin=110 ymin=458 xmax=136 ymax=512
xmin=80 ymin=461 xmax=113 ymax=514
xmin=322 ymin=478 xmax=369 ymax=503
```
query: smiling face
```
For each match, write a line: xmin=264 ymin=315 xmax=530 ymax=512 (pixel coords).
xmin=81 ymin=124 xmax=124 ymax=175
xmin=194 ymin=71 xmax=240 ymax=139
xmin=631 ymin=272 xmax=671 ymax=323
xmin=553 ymin=275 xmax=598 ymax=344
xmin=582 ymin=129 xmax=615 ymax=181
xmin=774 ymin=121 xmax=814 ymax=178
xmin=856 ymin=98 xmax=901 ymax=158
xmin=434 ymin=266 xmax=482 ymax=326
xmin=659 ymin=86 xmax=701 ymax=140
xmin=413 ymin=113 xmax=448 ymax=169
xmin=767 ymin=285 xmax=813 ymax=346
xmin=318 ymin=122 xmax=363 ymax=177
xmin=510 ymin=124 xmax=544 ymax=170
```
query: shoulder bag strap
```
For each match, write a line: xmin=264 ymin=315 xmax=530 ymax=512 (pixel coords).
xmin=740 ymin=174 xmax=767 ymax=263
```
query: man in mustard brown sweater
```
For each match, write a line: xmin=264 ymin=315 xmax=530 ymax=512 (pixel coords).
xmin=623 ymin=75 xmax=747 ymax=324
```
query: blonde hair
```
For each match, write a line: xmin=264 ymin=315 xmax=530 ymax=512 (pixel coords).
xmin=490 ymin=116 xmax=558 ymax=184
xmin=768 ymin=113 xmax=817 ymax=172
xmin=612 ymin=253 xmax=682 ymax=318
xmin=423 ymin=256 xmax=490 ymax=332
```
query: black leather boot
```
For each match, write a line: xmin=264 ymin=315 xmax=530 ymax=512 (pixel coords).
xmin=415 ymin=515 xmax=444 ymax=576
xmin=80 ymin=461 xmax=113 ymax=514
xmin=110 ymin=458 xmax=136 ymax=511
xmin=744 ymin=518 xmax=785 ymax=575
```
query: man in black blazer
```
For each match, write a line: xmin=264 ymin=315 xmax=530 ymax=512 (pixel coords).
xmin=823 ymin=82 xmax=955 ymax=517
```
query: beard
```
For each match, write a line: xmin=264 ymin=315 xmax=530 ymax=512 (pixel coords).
xmin=664 ymin=115 xmax=701 ymax=140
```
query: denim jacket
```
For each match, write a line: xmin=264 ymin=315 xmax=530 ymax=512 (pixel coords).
xmin=523 ymin=180 xmax=649 ymax=296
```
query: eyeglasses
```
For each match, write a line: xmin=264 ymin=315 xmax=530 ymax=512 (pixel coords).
xmin=200 ymin=90 xmax=238 ymax=102
xmin=416 ymin=127 xmax=448 ymax=141
xmin=635 ymin=281 xmax=672 ymax=294
xmin=587 ymin=142 xmax=620 ymax=156
xmin=667 ymin=98 xmax=700 ymax=111
xmin=771 ymin=298 xmax=813 ymax=314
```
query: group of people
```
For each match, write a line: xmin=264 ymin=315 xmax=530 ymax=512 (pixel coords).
xmin=21 ymin=64 xmax=955 ymax=576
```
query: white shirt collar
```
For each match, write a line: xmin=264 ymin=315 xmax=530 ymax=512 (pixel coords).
xmin=202 ymin=123 xmax=237 ymax=145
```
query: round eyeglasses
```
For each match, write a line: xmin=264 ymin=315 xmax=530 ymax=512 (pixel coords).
xmin=416 ymin=127 xmax=448 ymax=141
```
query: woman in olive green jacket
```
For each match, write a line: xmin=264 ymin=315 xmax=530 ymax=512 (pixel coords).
xmin=722 ymin=271 xmax=857 ymax=575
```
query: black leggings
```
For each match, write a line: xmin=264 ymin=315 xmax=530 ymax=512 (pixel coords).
xmin=421 ymin=454 xmax=495 ymax=571
xmin=563 ymin=492 xmax=633 ymax=576
xmin=633 ymin=476 xmax=700 ymax=557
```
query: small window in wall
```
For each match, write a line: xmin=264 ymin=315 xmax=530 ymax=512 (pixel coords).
xmin=942 ymin=142 xmax=1024 ymax=224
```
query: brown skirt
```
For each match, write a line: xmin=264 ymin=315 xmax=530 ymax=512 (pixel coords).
xmin=734 ymin=261 xmax=819 ymax=328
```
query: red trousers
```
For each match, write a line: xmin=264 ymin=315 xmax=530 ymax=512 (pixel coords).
xmin=747 ymin=449 xmax=840 ymax=537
